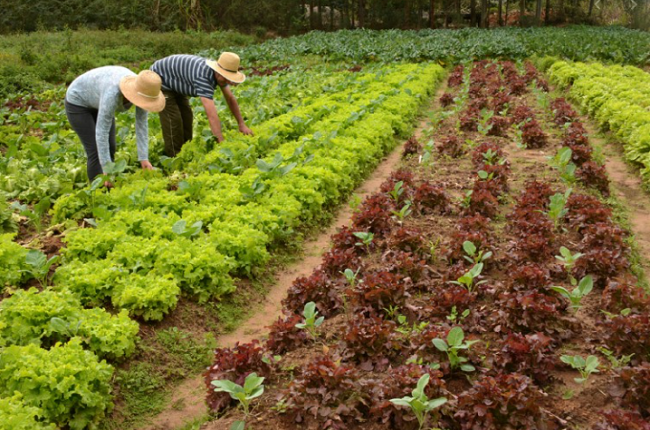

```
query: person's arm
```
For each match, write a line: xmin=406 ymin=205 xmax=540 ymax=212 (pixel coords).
xmin=200 ymin=96 xmax=225 ymax=142
xmin=134 ymin=106 xmax=153 ymax=170
xmin=95 ymin=94 xmax=119 ymax=173
xmin=220 ymin=85 xmax=253 ymax=136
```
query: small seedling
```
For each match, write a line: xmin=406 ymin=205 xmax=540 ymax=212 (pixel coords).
xmin=450 ymin=263 xmax=486 ymax=293
xmin=22 ymin=249 xmax=59 ymax=287
xmin=432 ymin=326 xmax=479 ymax=372
xmin=546 ymin=188 xmax=572 ymax=230
xmin=477 ymin=170 xmax=494 ymax=181
xmin=601 ymin=307 xmax=632 ymax=319
xmin=353 ymin=231 xmax=374 ymax=251
xmin=396 ymin=314 xmax=429 ymax=334
xmin=342 ymin=268 xmax=360 ymax=287
xmin=389 ymin=374 xmax=448 ymax=430
xmin=551 ymin=275 xmax=593 ymax=313
xmin=389 ymin=181 xmax=405 ymax=203
xmin=391 ymin=202 xmax=412 ymax=223
xmin=555 ymin=246 xmax=583 ymax=285
xmin=419 ymin=139 xmax=435 ymax=165
xmin=295 ymin=301 xmax=324 ymax=339
xmin=560 ymin=354 xmax=600 ymax=384
xmin=211 ymin=373 xmax=265 ymax=430
xmin=513 ymin=121 xmax=527 ymax=149
xmin=459 ymin=190 xmax=473 ymax=208
xmin=462 ymin=241 xmax=492 ymax=265
xmin=446 ymin=306 xmax=470 ymax=324
xmin=598 ymin=347 xmax=634 ymax=369
xmin=548 ymin=147 xmax=577 ymax=184
xmin=477 ymin=109 xmax=494 ymax=136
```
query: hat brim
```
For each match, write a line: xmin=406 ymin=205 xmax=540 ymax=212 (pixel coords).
xmin=206 ymin=60 xmax=246 ymax=84
xmin=119 ymin=76 xmax=166 ymax=113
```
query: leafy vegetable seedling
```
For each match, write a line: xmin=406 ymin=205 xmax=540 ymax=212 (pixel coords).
xmin=211 ymin=373 xmax=265 ymax=430
xmin=450 ymin=263 xmax=486 ymax=293
xmin=462 ymin=241 xmax=492 ymax=265
xmin=551 ymin=275 xmax=593 ymax=313
xmin=555 ymin=246 xmax=583 ymax=285
xmin=295 ymin=301 xmax=324 ymax=339
xmin=353 ymin=231 xmax=374 ymax=251
xmin=390 ymin=374 xmax=447 ymax=430
xmin=22 ymin=249 xmax=59 ymax=287
xmin=560 ymin=354 xmax=600 ymax=384
xmin=432 ymin=326 xmax=479 ymax=372
xmin=546 ymin=188 xmax=572 ymax=230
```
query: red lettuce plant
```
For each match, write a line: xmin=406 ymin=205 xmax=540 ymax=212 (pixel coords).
xmin=550 ymin=98 xmax=578 ymax=126
xmin=521 ymin=119 xmax=547 ymax=148
xmin=454 ymin=373 xmax=547 ymax=429
xmin=460 ymin=106 xmax=480 ymax=132
xmin=573 ymin=223 xmax=629 ymax=282
xmin=285 ymin=355 xmax=366 ymax=429
xmin=402 ymin=136 xmax=422 ymax=157
xmin=283 ymin=269 xmax=343 ymax=317
xmin=565 ymin=194 xmax=612 ymax=232
xmin=321 ymin=248 xmax=363 ymax=276
xmin=266 ymin=313 xmax=308 ymax=354
xmin=448 ymin=65 xmax=465 ymax=87
xmin=341 ymin=312 xmax=402 ymax=367
xmin=594 ymin=409 xmax=650 ymax=430
xmin=386 ymin=227 xmax=426 ymax=254
xmin=413 ymin=181 xmax=453 ymax=215
xmin=351 ymin=270 xmax=408 ymax=310
xmin=577 ymin=160 xmax=610 ymax=197
xmin=602 ymin=313 xmax=650 ymax=357
xmin=204 ymin=340 xmax=273 ymax=412
xmin=565 ymin=143 xmax=593 ymax=166
xmin=370 ymin=365 xmax=447 ymax=429
xmin=601 ymin=281 xmax=650 ymax=315
xmin=440 ymin=92 xmax=455 ymax=107
xmin=437 ymin=135 xmax=465 ymax=158
xmin=352 ymin=194 xmax=394 ymax=238
xmin=491 ymin=332 xmax=556 ymax=384
xmin=382 ymin=250 xmax=427 ymax=282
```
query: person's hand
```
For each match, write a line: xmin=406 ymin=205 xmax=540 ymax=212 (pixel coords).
xmin=140 ymin=160 xmax=154 ymax=171
xmin=239 ymin=124 xmax=254 ymax=136
xmin=103 ymin=181 xmax=114 ymax=189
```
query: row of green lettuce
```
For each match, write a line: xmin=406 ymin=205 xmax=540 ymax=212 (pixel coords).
xmin=0 ymin=62 xmax=445 ymax=430
xmin=546 ymin=61 xmax=650 ymax=183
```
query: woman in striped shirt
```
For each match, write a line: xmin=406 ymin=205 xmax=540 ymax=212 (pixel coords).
xmin=150 ymin=52 xmax=253 ymax=158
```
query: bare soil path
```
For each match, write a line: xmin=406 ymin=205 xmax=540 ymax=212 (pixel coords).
xmin=139 ymin=99 xmax=439 ymax=430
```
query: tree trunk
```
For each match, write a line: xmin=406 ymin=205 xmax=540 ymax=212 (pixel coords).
xmin=558 ymin=0 xmax=565 ymax=21
xmin=535 ymin=0 xmax=542 ymax=24
xmin=498 ymin=0 xmax=504 ymax=25
xmin=519 ymin=0 xmax=525 ymax=25
xmin=588 ymin=0 xmax=595 ymax=16
xmin=330 ymin=0 xmax=335 ymax=29
xmin=430 ymin=0 xmax=436 ymax=27
xmin=505 ymin=0 xmax=510 ymax=24
xmin=545 ymin=0 xmax=551 ymax=24
xmin=404 ymin=0 xmax=412 ymax=27
xmin=480 ymin=0 xmax=488 ymax=27
xmin=471 ymin=0 xmax=477 ymax=26
xmin=358 ymin=0 xmax=365 ymax=27
xmin=309 ymin=0 xmax=315 ymax=28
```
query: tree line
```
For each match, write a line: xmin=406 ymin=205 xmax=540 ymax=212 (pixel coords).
xmin=0 ymin=0 xmax=647 ymax=33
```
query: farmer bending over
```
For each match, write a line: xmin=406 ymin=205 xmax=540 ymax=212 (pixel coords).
xmin=150 ymin=52 xmax=253 ymax=157
xmin=65 ymin=67 xmax=166 ymax=181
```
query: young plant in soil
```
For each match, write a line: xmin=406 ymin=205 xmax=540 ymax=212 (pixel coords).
xmin=295 ymin=301 xmax=324 ymax=339
xmin=560 ymin=354 xmax=600 ymax=384
xmin=211 ymin=372 xmax=265 ymax=430
xmin=353 ymin=231 xmax=374 ymax=252
xmin=551 ymin=275 xmax=594 ymax=313
xmin=432 ymin=327 xmax=479 ymax=372
xmin=462 ymin=240 xmax=492 ymax=265
xmin=546 ymin=189 xmax=572 ymax=231
xmin=549 ymin=147 xmax=577 ymax=185
xmin=555 ymin=246 xmax=583 ymax=285
xmin=22 ymin=249 xmax=58 ymax=287
xmin=389 ymin=374 xmax=447 ymax=430
xmin=450 ymin=262 xmax=486 ymax=293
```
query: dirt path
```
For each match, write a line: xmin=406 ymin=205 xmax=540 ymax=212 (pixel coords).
xmin=140 ymin=98 xmax=440 ymax=430
xmin=591 ymin=130 xmax=650 ymax=276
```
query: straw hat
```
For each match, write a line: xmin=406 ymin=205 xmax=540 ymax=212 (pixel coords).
xmin=206 ymin=52 xmax=246 ymax=84
xmin=119 ymin=70 xmax=166 ymax=113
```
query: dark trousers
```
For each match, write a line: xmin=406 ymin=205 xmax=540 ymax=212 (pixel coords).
xmin=65 ymin=99 xmax=116 ymax=181
xmin=159 ymin=90 xmax=193 ymax=157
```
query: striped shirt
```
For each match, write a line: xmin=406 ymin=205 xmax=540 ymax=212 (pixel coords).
xmin=150 ymin=55 xmax=219 ymax=99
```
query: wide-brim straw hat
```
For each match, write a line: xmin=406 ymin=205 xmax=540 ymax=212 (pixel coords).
xmin=206 ymin=52 xmax=246 ymax=84
xmin=119 ymin=70 xmax=166 ymax=113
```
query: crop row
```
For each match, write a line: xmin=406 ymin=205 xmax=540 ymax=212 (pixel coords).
xmin=200 ymin=60 xmax=649 ymax=430
xmin=546 ymin=60 xmax=650 ymax=183
xmin=0 ymin=63 xmax=445 ymax=429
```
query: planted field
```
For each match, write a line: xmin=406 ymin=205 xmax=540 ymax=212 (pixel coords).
xmin=1 ymin=27 xmax=650 ymax=430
